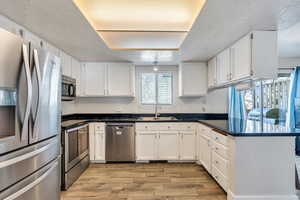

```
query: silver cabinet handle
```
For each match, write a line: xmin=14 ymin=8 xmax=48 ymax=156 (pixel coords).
xmin=3 ymin=161 xmax=58 ymax=200
xmin=0 ymin=142 xmax=54 ymax=169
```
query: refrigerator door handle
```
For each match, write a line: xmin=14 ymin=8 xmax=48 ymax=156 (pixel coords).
xmin=3 ymin=161 xmax=58 ymax=200
xmin=19 ymin=44 xmax=32 ymax=141
xmin=0 ymin=142 xmax=54 ymax=169
xmin=31 ymin=49 xmax=42 ymax=139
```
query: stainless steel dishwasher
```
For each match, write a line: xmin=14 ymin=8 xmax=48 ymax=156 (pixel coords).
xmin=105 ymin=123 xmax=135 ymax=162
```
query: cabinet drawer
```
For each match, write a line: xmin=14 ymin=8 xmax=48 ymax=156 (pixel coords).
xmin=199 ymin=125 xmax=212 ymax=139
xmin=212 ymin=165 xmax=227 ymax=192
xmin=178 ymin=123 xmax=196 ymax=131
xmin=94 ymin=123 xmax=105 ymax=131
xmin=136 ymin=123 xmax=159 ymax=131
xmin=212 ymin=131 xmax=227 ymax=146
xmin=159 ymin=123 xmax=179 ymax=131
xmin=212 ymin=142 xmax=228 ymax=159
xmin=212 ymin=151 xmax=228 ymax=177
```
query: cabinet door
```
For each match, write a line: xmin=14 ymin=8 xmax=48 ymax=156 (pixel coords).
xmin=180 ymin=131 xmax=196 ymax=160
xmin=88 ymin=124 xmax=95 ymax=161
xmin=61 ymin=52 xmax=72 ymax=77
xmin=107 ymin=63 xmax=135 ymax=96
xmin=157 ymin=132 xmax=179 ymax=160
xmin=94 ymin=131 xmax=105 ymax=161
xmin=83 ymin=63 xmax=106 ymax=96
xmin=216 ymin=49 xmax=231 ymax=85
xmin=208 ymin=57 xmax=217 ymax=88
xmin=231 ymin=35 xmax=252 ymax=81
xmin=199 ymin=135 xmax=212 ymax=173
xmin=179 ymin=63 xmax=207 ymax=97
xmin=136 ymin=132 xmax=157 ymax=161
xmin=71 ymin=58 xmax=83 ymax=96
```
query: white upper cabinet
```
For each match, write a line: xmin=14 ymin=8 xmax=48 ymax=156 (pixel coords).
xmin=61 ymin=51 xmax=72 ymax=77
xmin=207 ymin=57 xmax=217 ymax=88
xmin=71 ymin=58 xmax=83 ymax=96
xmin=80 ymin=62 xmax=135 ymax=97
xmin=211 ymin=31 xmax=278 ymax=87
xmin=179 ymin=62 xmax=207 ymax=97
xmin=216 ymin=48 xmax=231 ymax=85
xmin=230 ymin=34 xmax=252 ymax=81
xmin=83 ymin=63 xmax=106 ymax=96
xmin=107 ymin=63 xmax=135 ymax=97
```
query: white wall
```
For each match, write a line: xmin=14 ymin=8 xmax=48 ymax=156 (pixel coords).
xmin=279 ymin=57 xmax=300 ymax=68
xmin=62 ymin=65 xmax=228 ymax=115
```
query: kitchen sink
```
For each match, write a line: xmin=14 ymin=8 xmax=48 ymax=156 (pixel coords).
xmin=138 ymin=117 xmax=178 ymax=121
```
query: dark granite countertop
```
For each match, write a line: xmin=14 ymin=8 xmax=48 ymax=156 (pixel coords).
xmin=198 ymin=118 xmax=300 ymax=137
xmin=61 ymin=114 xmax=300 ymax=136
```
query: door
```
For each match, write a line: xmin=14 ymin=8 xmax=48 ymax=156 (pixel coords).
xmin=30 ymin=45 xmax=61 ymax=143
xmin=180 ymin=131 xmax=196 ymax=160
xmin=83 ymin=63 xmax=106 ymax=96
xmin=216 ymin=49 xmax=231 ymax=85
xmin=208 ymin=57 xmax=217 ymax=88
xmin=136 ymin=132 xmax=157 ymax=161
xmin=107 ymin=63 xmax=134 ymax=96
xmin=157 ymin=132 xmax=179 ymax=160
xmin=199 ymin=135 xmax=212 ymax=173
xmin=0 ymin=28 xmax=31 ymax=154
xmin=0 ymin=158 xmax=60 ymax=200
xmin=94 ymin=130 xmax=105 ymax=161
xmin=231 ymin=35 xmax=252 ymax=81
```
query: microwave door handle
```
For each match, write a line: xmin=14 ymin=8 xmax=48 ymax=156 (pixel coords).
xmin=31 ymin=49 xmax=42 ymax=139
xmin=18 ymin=44 xmax=32 ymax=141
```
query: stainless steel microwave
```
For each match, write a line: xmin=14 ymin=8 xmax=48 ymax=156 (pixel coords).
xmin=62 ymin=75 xmax=76 ymax=101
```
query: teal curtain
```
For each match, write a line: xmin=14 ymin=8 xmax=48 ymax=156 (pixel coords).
xmin=287 ymin=67 xmax=300 ymax=155
xmin=287 ymin=67 xmax=300 ymax=128
xmin=228 ymin=87 xmax=246 ymax=119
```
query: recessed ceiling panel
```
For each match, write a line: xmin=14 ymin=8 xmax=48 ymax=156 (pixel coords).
xmin=73 ymin=0 xmax=206 ymax=50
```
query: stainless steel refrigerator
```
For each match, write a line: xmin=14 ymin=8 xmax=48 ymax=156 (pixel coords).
xmin=0 ymin=27 xmax=61 ymax=200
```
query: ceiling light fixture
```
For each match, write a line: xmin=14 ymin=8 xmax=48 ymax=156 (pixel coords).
xmin=73 ymin=0 xmax=207 ymax=50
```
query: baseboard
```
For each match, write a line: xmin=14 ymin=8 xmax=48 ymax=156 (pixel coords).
xmin=90 ymin=160 xmax=106 ymax=164
xmin=135 ymin=160 xmax=150 ymax=163
xmin=167 ymin=160 xmax=196 ymax=163
xmin=228 ymin=190 xmax=299 ymax=200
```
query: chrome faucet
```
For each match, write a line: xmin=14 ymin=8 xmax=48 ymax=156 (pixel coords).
xmin=154 ymin=103 xmax=160 ymax=119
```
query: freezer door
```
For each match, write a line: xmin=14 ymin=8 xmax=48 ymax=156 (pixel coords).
xmin=0 ymin=28 xmax=32 ymax=155
xmin=0 ymin=136 xmax=60 ymax=191
xmin=0 ymin=158 xmax=60 ymax=200
xmin=30 ymin=44 xmax=61 ymax=144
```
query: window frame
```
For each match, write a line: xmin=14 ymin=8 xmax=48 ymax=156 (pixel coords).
xmin=139 ymin=71 xmax=174 ymax=106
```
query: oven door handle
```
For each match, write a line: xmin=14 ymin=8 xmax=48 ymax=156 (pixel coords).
xmin=0 ymin=142 xmax=54 ymax=169
xmin=66 ymin=124 xmax=88 ymax=133
xmin=3 ymin=161 xmax=58 ymax=200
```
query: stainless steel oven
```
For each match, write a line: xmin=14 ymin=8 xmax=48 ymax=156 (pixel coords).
xmin=61 ymin=124 xmax=89 ymax=190
xmin=62 ymin=75 xmax=76 ymax=101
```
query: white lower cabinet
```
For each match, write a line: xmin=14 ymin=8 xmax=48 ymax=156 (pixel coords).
xmin=89 ymin=123 xmax=106 ymax=162
xmin=197 ymin=124 xmax=229 ymax=192
xmin=179 ymin=131 xmax=196 ymax=160
xmin=136 ymin=123 xmax=197 ymax=161
xmin=158 ymin=132 xmax=179 ymax=160
xmin=199 ymin=134 xmax=212 ymax=173
xmin=136 ymin=132 xmax=157 ymax=161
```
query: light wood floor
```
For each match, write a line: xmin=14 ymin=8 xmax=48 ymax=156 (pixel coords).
xmin=61 ymin=163 xmax=227 ymax=200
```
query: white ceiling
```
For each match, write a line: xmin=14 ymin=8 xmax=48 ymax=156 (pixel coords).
xmin=0 ymin=0 xmax=300 ymax=63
